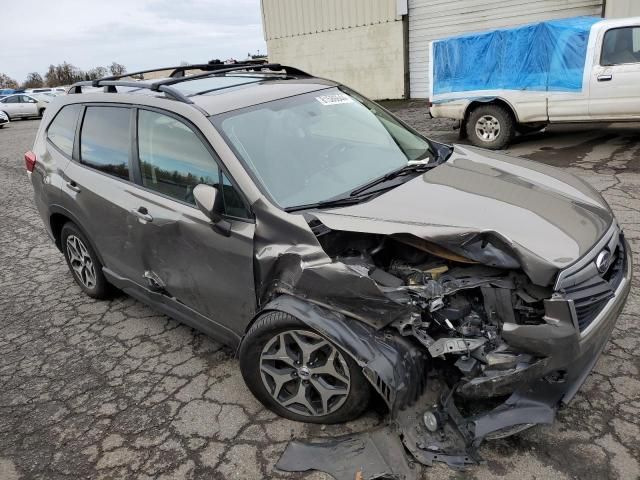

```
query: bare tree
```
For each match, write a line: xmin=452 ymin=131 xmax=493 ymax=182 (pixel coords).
xmin=23 ymin=72 xmax=44 ymax=89
xmin=85 ymin=66 xmax=109 ymax=80
xmin=0 ymin=73 xmax=19 ymax=89
xmin=109 ymin=62 xmax=127 ymax=76
xmin=45 ymin=62 xmax=84 ymax=87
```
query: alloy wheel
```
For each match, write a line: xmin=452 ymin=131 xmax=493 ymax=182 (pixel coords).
xmin=475 ymin=114 xmax=501 ymax=141
xmin=65 ymin=235 xmax=97 ymax=289
xmin=259 ymin=329 xmax=351 ymax=417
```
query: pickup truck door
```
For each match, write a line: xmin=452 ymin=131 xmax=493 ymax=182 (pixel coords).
xmin=589 ymin=25 xmax=640 ymax=120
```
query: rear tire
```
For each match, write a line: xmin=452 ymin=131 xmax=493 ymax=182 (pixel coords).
xmin=466 ymin=104 xmax=515 ymax=150
xmin=1 ymin=111 xmax=10 ymax=121
xmin=239 ymin=311 xmax=371 ymax=424
xmin=60 ymin=222 xmax=112 ymax=299
xmin=38 ymin=108 xmax=45 ymax=118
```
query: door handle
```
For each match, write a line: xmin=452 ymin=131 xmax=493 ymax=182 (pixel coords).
xmin=132 ymin=206 xmax=153 ymax=223
xmin=597 ymin=74 xmax=612 ymax=82
xmin=66 ymin=180 xmax=81 ymax=192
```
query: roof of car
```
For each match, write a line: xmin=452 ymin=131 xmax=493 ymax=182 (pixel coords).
xmin=66 ymin=63 xmax=339 ymax=116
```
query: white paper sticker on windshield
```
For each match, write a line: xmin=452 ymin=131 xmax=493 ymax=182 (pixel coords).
xmin=316 ymin=93 xmax=354 ymax=106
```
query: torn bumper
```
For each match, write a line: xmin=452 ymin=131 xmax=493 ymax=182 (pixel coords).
xmin=402 ymin=240 xmax=632 ymax=468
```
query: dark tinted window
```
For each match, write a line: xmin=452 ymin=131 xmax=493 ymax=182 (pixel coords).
xmin=221 ymin=172 xmax=250 ymax=219
xmin=602 ymin=27 xmax=640 ymax=65
xmin=80 ymin=107 xmax=131 ymax=180
xmin=3 ymin=96 xmax=19 ymax=104
xmin=138 ymin=109 xmax=219 ymax=205
xmin=47 ymin=104 xmax=80 ymax=156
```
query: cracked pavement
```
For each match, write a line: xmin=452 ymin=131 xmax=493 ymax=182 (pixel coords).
xmin=1 ymin=106 xmax=639 ymax=479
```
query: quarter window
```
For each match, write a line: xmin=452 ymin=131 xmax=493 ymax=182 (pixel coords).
xmin=47 ymin=104 xmax=81 ymax=156
xmin=137 ymin=109 xmax=219 ymax=205
xmin=80 ymin=106 xmax=131 ymax=180
xmin=601 ymin=27 xmax=640 ymax=65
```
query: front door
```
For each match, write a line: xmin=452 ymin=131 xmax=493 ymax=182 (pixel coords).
xmin=590 ymin=25 xmax=640 ymax=120
xmin=1 ymin=95 xmax=22 ymax=117
xmin=129 ymin=108 xmax=256 ymax=335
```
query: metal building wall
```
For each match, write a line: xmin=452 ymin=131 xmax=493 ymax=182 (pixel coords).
xmin=261 ymin=0 xmax=407 ymax=99
xmin=408 ymin=0 xmax=604 ymax=98
xmin=605 ymin=0 xmax=640 ymax=18
xmin=262 ymin=0 xmax=399 ymax=39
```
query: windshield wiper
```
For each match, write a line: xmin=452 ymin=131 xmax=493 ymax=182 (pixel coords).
xmin=349 ymin=161 xmax=433 ymax=197
xmin=285 ymin=194 xmax=375 ymax=213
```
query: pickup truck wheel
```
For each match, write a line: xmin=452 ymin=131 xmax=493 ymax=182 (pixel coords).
xmin=239 ymin=311 xmax=371 ymax=424
xmin=467 ymin=105 xmax=515 ymax=150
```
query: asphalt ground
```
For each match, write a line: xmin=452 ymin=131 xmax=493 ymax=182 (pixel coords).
xmin=1 ymin=107 xmax=639 ymax=479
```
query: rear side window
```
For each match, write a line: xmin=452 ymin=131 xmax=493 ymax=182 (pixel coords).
xmin=601 ymin=27 xmax=640 ymax=65
xmin=47 ymin=104 xmax=81 ymax=156
xmin=137 ymin=109 xmax=219 ymax=204
xmin=80 ymin=106 xmax=131 ymax=180
xmin=3 ymin=96 xmax=19 ymax=104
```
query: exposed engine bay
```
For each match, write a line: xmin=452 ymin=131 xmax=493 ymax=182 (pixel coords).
xmin=314 ymin=229 xmax=552 ymax=402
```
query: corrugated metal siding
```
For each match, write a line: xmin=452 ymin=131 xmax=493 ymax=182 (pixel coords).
xmin=408 ymin=0 xmax=603 ymax=98
xmin=262 ymin=0 xmax=399 ymax=40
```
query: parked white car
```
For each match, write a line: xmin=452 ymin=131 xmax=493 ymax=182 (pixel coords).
xmin=24 ymin=87 xmax=66 ymax=95
xmin=429 ymin=17 xmax=640 ymax=149
xmin=0 ymin=94 xmax=49 ymax=120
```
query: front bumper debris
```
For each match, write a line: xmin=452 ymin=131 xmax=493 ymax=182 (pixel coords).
xmin=276 ymin=240 xmax=631 ymax=476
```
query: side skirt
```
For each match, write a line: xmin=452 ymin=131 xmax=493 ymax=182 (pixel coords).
xmin=103 ymin=267 xmax=242 ymax=349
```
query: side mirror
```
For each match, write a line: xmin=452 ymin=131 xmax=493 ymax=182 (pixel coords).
xmin=193 ymin=184 xmax=224 ymax=223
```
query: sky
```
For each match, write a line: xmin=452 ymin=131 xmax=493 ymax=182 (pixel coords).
xmin=0 ymin=0 xmax=267 ymax=83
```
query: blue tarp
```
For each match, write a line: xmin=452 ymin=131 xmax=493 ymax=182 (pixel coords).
xmin=432 ymin=17 xmax=600 ymax=96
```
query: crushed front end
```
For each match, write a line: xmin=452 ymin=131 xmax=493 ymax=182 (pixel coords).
xmin=386 ymin=224 xmax=631 ymax=467
xmin=267 ymin=215 xmax=631 ymax=471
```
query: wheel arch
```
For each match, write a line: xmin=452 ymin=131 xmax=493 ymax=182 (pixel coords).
xmin=241 ymin=294 xmax=428 ymax=413
xmin=462 ymin=97 xmax=519 ymax=129
xmin=49 ymin=206 xmax=107 ymax=267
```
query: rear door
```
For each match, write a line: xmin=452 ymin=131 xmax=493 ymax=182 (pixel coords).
xmin=19 ymin=95 xmax=39 ymax=116
xmin=128 ymin=107 xmax=256 ymax=336
xmin=61 ymin=104 xmax=142 ymax=281
xmin=590 ymin=25 xmax=640 ymax=120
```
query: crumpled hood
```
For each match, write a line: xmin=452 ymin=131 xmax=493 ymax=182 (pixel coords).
xmin=311 ymin=145 xmax=613 ymax=286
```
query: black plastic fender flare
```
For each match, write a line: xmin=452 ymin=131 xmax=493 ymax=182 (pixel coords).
xmin=246 ymin=294 xmax=428 ymax=412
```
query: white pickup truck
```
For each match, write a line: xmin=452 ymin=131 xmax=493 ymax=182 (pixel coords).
xmin=429 ymin=17 xmax=640 ymax=149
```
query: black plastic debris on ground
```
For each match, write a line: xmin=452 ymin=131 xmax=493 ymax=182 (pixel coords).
xmin=276 ymin=427 xmax=417 ymax=480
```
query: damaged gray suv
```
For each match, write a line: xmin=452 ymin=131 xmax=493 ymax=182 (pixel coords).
xmin=27 ymin=63 xmax=631 ymax=468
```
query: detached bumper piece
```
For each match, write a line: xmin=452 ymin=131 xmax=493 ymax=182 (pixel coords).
xmin=276 ymin=429 xmax=417 ymax=480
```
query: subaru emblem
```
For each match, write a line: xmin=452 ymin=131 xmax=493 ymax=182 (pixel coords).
xmin=595 ymin=250 xmax=611 ymax=274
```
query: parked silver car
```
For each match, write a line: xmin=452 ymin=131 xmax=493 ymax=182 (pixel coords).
xmin=26 ymin=63 xmax=632 ymax=470
xmin=0 ymin=93 xmax=48 ymax=120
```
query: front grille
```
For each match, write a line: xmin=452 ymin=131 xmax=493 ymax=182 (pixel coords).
xmin=560 ymin=233 xmax=626 ymax=332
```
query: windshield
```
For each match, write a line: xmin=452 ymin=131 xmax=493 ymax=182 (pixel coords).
xmin=211 ymin=87 xmax=434 ymax=209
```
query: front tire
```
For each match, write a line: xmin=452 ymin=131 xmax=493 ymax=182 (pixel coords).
xmin=466 ymin=104 xmax=515 ymax=150
xmin=239 ymin=311 xmax=371 ymax=424
xmin=61 ymin=222 xmax=112 ymax=299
